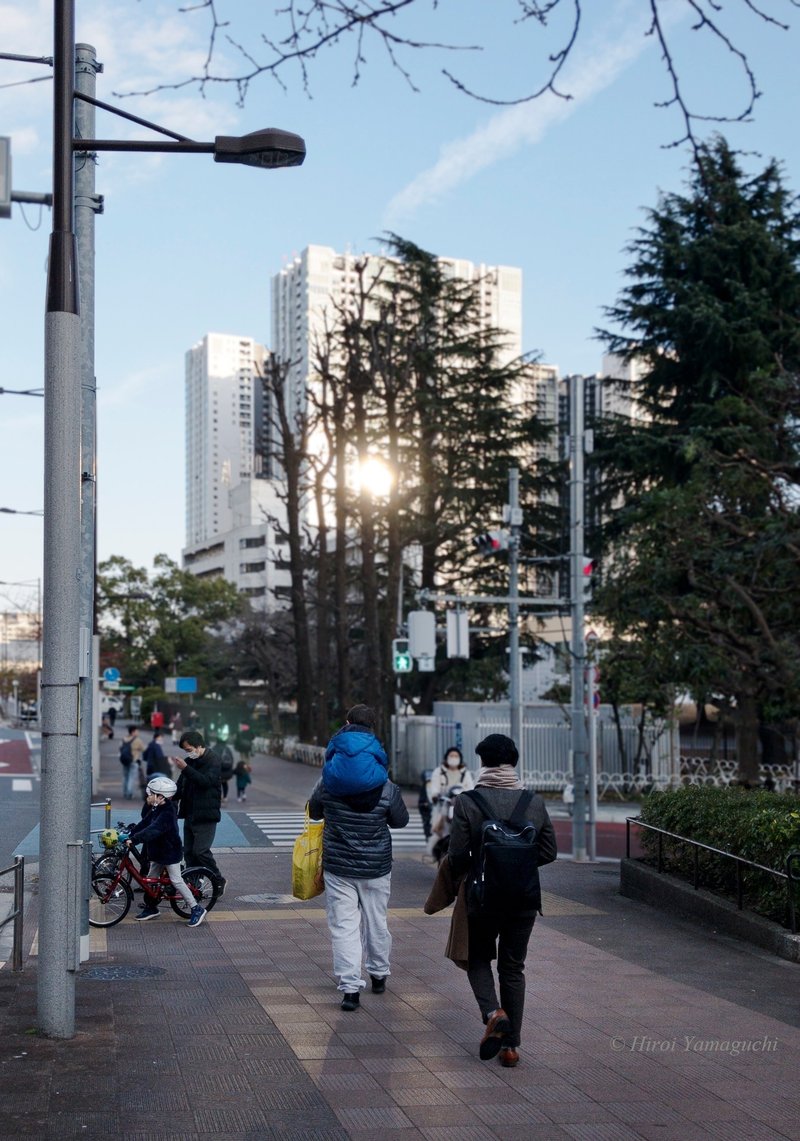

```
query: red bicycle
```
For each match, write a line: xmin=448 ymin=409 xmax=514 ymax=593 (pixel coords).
xmin=89 ymin=834 xmax=219 ymax=928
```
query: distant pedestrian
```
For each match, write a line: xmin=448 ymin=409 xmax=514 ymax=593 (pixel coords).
xmin=170 ymin=711 xmax=183 ymax=745
xmin=119 ymin=726 xmax=144 ymax=800
xmin=172 ymin=730 xmax=226 ymax=897
xmin=234 ymin=759 xmax=251 ymax=802
xmin=125 ymin=776 xmax=206 ymax=927
xmin=445 ymin=734 xmax=557 ymax=1068
xmin=213 ymin=734 xmax=235 ymax=802
xmin=143 ymin=730 xmax=172 ymax=779
xmin=309 ymin=704 xmax=408 ymax=1011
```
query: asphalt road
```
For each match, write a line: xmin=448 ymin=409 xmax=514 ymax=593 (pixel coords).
xmin=0 ymin=726 xmax=40 ymax=869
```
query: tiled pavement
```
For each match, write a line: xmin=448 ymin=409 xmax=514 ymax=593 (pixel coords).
xmin=1 ymin=749 xmax=800 ymax=1139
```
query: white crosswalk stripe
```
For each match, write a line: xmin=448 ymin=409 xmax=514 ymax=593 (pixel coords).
xmin=247 ymin=812 xmax=427 ymax=850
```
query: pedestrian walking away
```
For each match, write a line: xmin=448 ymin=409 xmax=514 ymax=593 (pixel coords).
xmin=143 ymin=729 xmax=172 ymax=779
xmin=124 ymin=776 xmax=207 ymax=927
xmin=119 ymin=725 xmax=144 ymax=800
xmin=443 ymin=733 xmax=557 ymax=1068
xmin=213 ymin=734 xmax=235 ymax=802
xmin=234 ymin=759 xmax=251 ymax=802
xmin=309 ymin=704 xmax=409 ymax=1011
xmin=172 ymin=730 xmax=226 ymax=898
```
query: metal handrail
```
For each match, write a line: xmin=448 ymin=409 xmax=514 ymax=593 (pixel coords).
xmin=0 ymin=855 xmax=25 ymax=971
xmin=626 ymin=817 xmax=799 ymax=934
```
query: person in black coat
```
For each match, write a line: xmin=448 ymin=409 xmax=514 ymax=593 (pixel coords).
xmin=447 ymin=734 xmax=557 ymax=1069
xmin=172 ymin=730 xmax=225 ymax=896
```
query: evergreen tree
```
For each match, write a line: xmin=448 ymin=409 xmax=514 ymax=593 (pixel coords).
xmin=595 ymin=137 xmax=800 ymax=782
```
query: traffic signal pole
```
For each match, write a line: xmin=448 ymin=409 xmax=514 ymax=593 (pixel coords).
xmin=569 ymin=374 xmax=588 ymax=861
xmin=507 ymin=468 xmax=522 ymax=764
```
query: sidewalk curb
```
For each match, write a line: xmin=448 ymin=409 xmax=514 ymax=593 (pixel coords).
xmin=620 ymin=857 xmax=800 ymax=964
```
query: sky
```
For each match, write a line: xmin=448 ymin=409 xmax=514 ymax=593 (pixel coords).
xmin=2 ymin=0 xmax=800 ymax=606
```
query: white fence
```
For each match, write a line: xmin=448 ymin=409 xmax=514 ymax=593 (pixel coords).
xmin=391 ymin=704 xmax=680 ymax=795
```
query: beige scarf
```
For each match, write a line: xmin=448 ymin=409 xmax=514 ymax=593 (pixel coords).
xmin=476 ymin=764 xmax=523 ymax=790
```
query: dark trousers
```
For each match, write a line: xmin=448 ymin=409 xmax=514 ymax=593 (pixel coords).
xmin=467 ymin=912 xmax=536 ymax=1048
xmin=183 ymin=820 xmax=221 ymax=879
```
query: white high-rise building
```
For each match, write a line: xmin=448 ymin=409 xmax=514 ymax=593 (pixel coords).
xmin=271 ymin=244 xmax=524 ymax=423
xmin=185 ymin=333 xmax=267 ymax=547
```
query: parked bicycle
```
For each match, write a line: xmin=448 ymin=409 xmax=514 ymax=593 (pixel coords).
xmin=89 ymin=828 xmax=219 ymax=928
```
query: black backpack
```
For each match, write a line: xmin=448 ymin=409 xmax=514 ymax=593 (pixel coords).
xmin=119 ymin=740 xmax=133 ymax=766
xmin=465 ymin=789 xmax=541 ymax=917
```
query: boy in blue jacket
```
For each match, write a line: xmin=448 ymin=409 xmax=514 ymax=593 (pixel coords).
xmin=125 ymin=776 xmax=206 ymax=927
xmin=323 ymin=704 xmax=388 ymax=801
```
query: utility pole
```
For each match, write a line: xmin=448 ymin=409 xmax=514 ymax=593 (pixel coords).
xmin=569 ymin=374 xmax=588 ymax=861
xmin=75 ymin=40 xmax=102 ymax=962
xmin=507 ymin=468 xmax=522 ymax=761
xmin=38 ymin=0 xmax=82 ymax=1038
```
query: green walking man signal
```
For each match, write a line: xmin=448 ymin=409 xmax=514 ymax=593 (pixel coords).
xmin=392 ymin=638 xmax=413 ymax=673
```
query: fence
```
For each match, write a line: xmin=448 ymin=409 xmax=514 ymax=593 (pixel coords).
xmin=0 ymin=855 xmax=25 ymax=972
xmin=626 ymin=818 xmax=800 ymax=933
xmin=426 ymin=707 xmax=678 ymax=795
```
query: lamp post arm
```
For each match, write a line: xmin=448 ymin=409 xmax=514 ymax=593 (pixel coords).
xmin=74 ymin=91 xmax=191 ymax=141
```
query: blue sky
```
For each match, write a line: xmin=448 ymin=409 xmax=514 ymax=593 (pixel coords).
xmin=2 ymin=0 xmax=800 ymax=603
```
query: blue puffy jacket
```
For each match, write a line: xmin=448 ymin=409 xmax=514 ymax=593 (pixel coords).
xmin=323 ymin=723 xmax=389 ymax=796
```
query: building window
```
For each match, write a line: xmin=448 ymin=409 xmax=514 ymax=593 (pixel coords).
xmin=239 ymin=536 xmax=266 ymax=549
xmin=240 ymin=561 xmax=266 ymax=574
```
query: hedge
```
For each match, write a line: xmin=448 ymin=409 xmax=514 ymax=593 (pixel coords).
xmin=637 ymin=786 xmax=800 ymax=925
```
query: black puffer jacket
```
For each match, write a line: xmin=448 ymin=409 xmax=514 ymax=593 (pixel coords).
xmin=176 ymin=746 xmax=222 ymax=824
xmin=308 ymin=778 xmax=409 ymax=879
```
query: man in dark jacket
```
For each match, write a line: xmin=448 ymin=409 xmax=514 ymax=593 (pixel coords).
xmin=309 ymin=707 xmax=409 ymax=1012
xmin=173 ymin=730 xmax=225 ymax=896
xmin=448 ymin=733 xmax=557 ymax=1069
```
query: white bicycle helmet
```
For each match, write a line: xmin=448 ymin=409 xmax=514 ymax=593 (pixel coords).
xmin=146 ymin=776 xmax=178 ymax=799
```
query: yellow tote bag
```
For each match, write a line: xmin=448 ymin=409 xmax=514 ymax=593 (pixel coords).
xmin=292 ymin=808 xmax=325 ymax=900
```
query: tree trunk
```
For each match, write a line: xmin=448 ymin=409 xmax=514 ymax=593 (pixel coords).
xmin=736 ymin=692 xmax=760 ymax=786
xmin=314 ymin=468 xmax=331 ymax=744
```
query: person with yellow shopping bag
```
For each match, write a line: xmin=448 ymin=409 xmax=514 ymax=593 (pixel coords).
xmin=308 ymin=704 xmax=409 ymax=1011
xmin=292 ymin=809 xmax=324 ymax=900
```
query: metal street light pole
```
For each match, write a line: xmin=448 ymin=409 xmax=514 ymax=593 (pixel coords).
xmin=507 ymin=468 xmax=522 ymax=765
xmin=38 ymin=0 xmax=305 ymax=1040
xmin=569 ymin=374 xmax=588 ymax=861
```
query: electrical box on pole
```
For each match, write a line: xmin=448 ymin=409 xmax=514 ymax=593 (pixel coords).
xmin=408 ymin=610 xmax=436 ymax=659
xmin=446 ymin=610 xmax=470 ymax=659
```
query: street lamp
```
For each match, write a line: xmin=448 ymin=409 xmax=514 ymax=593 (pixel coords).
xmin=37 ymin=0 xmax=306 ymax=1040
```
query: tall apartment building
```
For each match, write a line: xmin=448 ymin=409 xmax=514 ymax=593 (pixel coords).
xmin=183 ymin=333 xmax=291 ymax=607
xmin=185 ymin=333 xmax=268 ymax=547
xmin=270 ymin=244 xmax=524 ymax=424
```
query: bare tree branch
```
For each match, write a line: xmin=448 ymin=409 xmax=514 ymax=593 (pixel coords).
xmin=117 ymin=0 xmax=798 ymax=153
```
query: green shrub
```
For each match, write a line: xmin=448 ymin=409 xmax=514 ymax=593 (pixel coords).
xmin=637 ymin=786 xmax=800 ymax=925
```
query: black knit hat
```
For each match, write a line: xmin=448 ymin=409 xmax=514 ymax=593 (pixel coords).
xmin=475 ymin=733 xmax=519 ymax=768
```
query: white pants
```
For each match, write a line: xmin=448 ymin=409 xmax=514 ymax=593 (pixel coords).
xmin=150 ymin=861 xmax=196 ymax=909
xmin=323 ymin=870 xmax=392 ymax=993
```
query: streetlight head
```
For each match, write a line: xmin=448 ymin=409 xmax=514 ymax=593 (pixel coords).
xmin=213 ymin=128 xmax=306 ymax=169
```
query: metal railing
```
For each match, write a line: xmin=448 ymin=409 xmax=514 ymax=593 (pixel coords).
xmin=0 ymin=855 xmax=25 ymax=971
xmin=88 ymin=798 xmax=112 ymax=848
xmin=626 ymin=817 xmax=800 ymax=934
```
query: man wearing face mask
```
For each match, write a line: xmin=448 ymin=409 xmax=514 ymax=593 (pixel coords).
xmin=173 ymin=730 xmax=226 ymax=897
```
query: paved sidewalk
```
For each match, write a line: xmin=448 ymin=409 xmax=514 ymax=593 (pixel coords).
xmin=1 ymin=747 xmax=799 ymax=1139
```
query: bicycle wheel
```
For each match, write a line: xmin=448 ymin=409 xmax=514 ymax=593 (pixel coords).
xmin=169 ymin=868 xmax=220 ymax=919
xmin=93 ymin=853 xmax=132 ymax=885
xmin=89 ymin=874 xmax=133 ymax=927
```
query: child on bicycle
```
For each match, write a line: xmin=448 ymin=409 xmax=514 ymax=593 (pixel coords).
xmin=125 ymin=776 xmax=206 ymax=927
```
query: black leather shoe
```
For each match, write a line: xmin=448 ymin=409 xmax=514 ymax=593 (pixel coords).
xmin=370 ymin=975 xmax=386 ymax=994
xmin=340 ymin=992 xmax=360 ymax=1011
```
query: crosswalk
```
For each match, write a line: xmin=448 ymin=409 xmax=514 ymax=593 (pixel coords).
xmin=247 ymin=812 xmax=428 ymax=851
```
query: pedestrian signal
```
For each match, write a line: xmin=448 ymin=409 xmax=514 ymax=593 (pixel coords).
xmin=392 ymin=638 xmax=413 ymax=673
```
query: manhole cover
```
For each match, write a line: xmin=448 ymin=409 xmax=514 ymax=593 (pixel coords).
xmin=238 ymin=893 xmax=297 ymax=905
xmin=81 ymin=965 xmax=166 ymax=981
